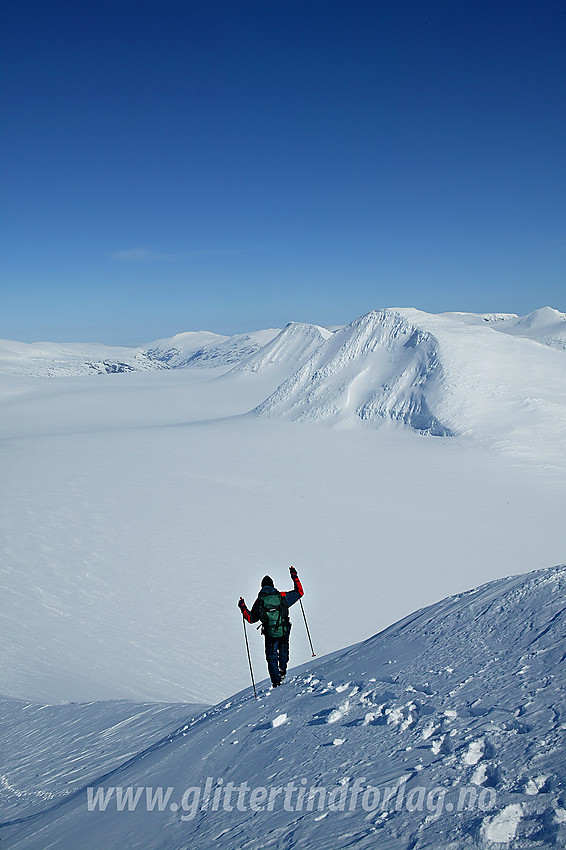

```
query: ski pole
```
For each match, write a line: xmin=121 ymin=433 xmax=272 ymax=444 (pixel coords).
xmin=299 ymin=598 xmax=316 ymax=657
xmin=242 ymin=617 xmax=258 ymax=698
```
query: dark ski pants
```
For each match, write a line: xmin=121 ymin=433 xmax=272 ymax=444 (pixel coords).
xmin=264 ymin=634 xmax=290 ymax=686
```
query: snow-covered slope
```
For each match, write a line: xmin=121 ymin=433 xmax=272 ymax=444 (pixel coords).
xmin=254 ymin=310 xmax=451 ymax=435
xmin=0 ymin=699 xmax=205 ymax=821
xmin=231 ymin=322 xmax=333 ymax=374
xmin=396 ymin=308 xmax=566 ymax=466
xmin=178 ymin=329 xmax=280 ymax=368
xmin=2 ymin=566 xmax=564 ymax=850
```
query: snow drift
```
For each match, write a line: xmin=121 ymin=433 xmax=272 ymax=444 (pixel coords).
xmin=1 ymin=565 xmax=565 ymax=849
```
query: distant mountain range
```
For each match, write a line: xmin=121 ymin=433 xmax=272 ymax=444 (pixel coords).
xmin=1 ymin=306 xmax=565 ymax=451
xmin=1 ymin=307 xmax=564 ymax=379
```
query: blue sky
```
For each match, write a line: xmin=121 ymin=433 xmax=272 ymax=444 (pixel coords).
xmin=2 ymin=0 xmax=565 ymax=343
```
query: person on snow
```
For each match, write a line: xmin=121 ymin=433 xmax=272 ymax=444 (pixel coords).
xmin=238 ymin=567 xmax=304 ymax=688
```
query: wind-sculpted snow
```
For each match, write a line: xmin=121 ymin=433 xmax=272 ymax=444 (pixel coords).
xmin=0 ymin=700 xmax=205 ymax=820
xmin=1 ymin=566 xmax=565 ymax=849
xmin=254 ymin=310 xmax=453 ymax=435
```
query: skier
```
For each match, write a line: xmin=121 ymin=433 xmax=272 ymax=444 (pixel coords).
xmin=238 ymin=567 xmax=304 ymax=688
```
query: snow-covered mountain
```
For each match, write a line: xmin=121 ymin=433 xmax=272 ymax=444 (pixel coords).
xmin=0 ymin=339 xmax=163 ymax=377
xmin=144 ymin=330 xmax=229 ymax=367
xmin=146 ymin=328 xmax=280 ymax=368
xmin=1 ymin=565 xmax=564 ymax=850
xmin=1 ymin=305 xmax=565 ymax=708
xmin=246 ymin=307 xmax=566 ymax=466
xmin=231 ymin=321 xmax=334 ymax=374
xmin=395 ymin=308 xmax=566 ymax=464
xmin=0 ymin=329 xmax=282 ymax=377
xmin=1 ymin=306 xmax=564 ymax=381
xmin=254 ymin=310 xmax=451 ymax=435
xmin=497 ymin=307 xmax=566 ymax=351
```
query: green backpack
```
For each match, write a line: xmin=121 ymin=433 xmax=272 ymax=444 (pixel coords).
xmin=258 ymin=590 xmax=290 ymax=638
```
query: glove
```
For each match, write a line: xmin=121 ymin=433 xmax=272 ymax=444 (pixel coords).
xmin=238 ymin=597 xmax=246 ymax=611
xmin=290 ymin=566 xmax=304 ymax=597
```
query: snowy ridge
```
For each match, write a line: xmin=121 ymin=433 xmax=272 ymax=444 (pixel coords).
xmin=1 ymin=565 xmax=565 ymax=849
xmin=177 ymin=329 xmax=280 ymax=368
xmin=441 ymin=312 xmax=519 ymax=326
xmin=230 ymin=322 xmax=333 ymax=374
xmin=254 ymin=310 xmax=452 ymax=435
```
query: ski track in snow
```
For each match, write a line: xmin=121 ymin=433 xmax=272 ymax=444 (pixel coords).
xmin=0 ymin=566 xmax=565 ymax=849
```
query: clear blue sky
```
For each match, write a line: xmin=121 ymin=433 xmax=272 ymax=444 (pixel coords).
xmin=2 ymin=0 xmax=565 ymax=343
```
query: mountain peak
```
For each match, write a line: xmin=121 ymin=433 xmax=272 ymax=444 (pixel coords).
xmin=254 ymin=309 xmax=451 ymax=435
xmin=230 ymin=321 xmax=332 ymax=374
